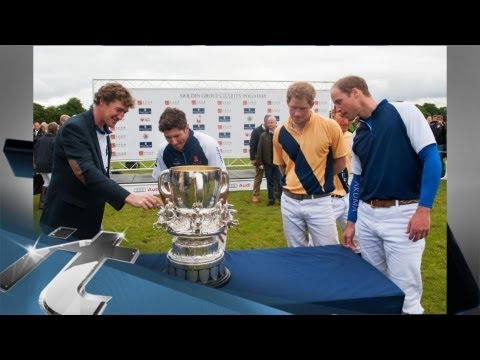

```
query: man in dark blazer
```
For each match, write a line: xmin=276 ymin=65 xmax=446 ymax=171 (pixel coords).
xmin=40 ymin=83 xmax=161 ymax=240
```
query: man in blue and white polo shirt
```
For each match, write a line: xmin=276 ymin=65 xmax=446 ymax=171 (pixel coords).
xmin=331 ymin=75 xmax=442 ymax=314
xmin=152 ymin=107 xmax=227 ymax=249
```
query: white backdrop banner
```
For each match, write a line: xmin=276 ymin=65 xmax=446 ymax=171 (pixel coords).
xmin=110 ymin=87 xmax=331 ymax=161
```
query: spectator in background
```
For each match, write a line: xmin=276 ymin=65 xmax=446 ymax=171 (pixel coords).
xmin=256 ymin=115 xmax=283 ymax=206
xmin=331 ymin=75 xmax=441 ymax=314
xmin=273 ymin=81 xmax=347 ymax=247
xmin=430 ymin=114 xmax=447 ymax=177
xmin=40 ymin=83 xmax=161 ymax=241
xmin=59 ymin=114 xmax=70 ymax=127
xmin=33 ymin=121 xmax=45 ymax=146
xmin=249 ymin=115 xmax=269 ymax=203
xmin=34 ymin=122 xmax=59 ymax=209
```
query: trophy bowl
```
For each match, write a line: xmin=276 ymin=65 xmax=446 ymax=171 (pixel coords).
xmin=155 ymin=165 xmax=236 ymax=287
xmin=159 ymin=165 xmax=228 ymax=209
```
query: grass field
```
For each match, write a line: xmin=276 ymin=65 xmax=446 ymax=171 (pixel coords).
xmin=33 ymin=180 xmax=447 ymax=314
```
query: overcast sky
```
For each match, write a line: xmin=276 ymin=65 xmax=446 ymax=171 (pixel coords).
xmin=34 ymin=46 xmax=446 ymax=109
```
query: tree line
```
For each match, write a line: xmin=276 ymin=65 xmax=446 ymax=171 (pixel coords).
xmin=33 ymin=98 xmax=88 ymax=124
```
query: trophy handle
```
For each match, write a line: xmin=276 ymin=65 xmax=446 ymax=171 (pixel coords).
xmin=158 ymin=169 xmax=171 ymax=197
xmin=220 ymin=170 xmax=229 ymax=197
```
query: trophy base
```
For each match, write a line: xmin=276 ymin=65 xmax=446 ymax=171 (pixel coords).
xmin=165 ymin=249 xmax=231 ymax=287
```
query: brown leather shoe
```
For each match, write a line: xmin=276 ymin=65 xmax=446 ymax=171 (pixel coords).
xmin=252 ymin=195 xmax=259 ymax=203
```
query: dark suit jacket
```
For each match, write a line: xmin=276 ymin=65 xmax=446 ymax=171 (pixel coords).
xmin=249 ymin=124 xmax=266 ymax=161
xmin=40 ymin=109 xmax=130 ymax=240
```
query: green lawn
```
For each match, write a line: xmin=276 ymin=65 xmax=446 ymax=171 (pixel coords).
xmin=33 ymin=180 xmax=447 ymax=314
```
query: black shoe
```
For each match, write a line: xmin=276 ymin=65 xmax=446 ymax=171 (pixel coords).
xmin=267 ymin=200 xmax=275 ymax=206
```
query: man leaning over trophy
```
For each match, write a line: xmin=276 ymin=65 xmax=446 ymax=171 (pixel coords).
xmin=152 ymin=107 xmax=237 ymax=286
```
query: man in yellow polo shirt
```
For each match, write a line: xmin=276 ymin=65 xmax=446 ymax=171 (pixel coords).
xmin=273 ymin=81 xmax=347 ymax=247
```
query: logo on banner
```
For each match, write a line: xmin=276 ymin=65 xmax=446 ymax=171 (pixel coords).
xmin=138 ymin=150 xmax=155 ymax=156
xmin=193 ymin=108 xmax=205 ymax=114
xmin=267 ymin=100 xmax=281 ymax=105
xmin=112 ymin=142 xmax=127 ymax=148
xmin=268 ymin=108 xmax=281 ymax=113
xmin=219 ymin=132 xmax=231 ymax=138
xmin=196 ymin=116 xmax=202 ymax=123
xmin=139 ymin=142 xmax=153 ymax=148
xmin=139 ymin=117 xmax=151 ymax=122
xmin=221 ymin=149 xmax=232 ymax=154
xmin=139 ymin=125 xmax=152 ymax=131
xmin=110 ymin=134 xmax=126 ymax=140
xmin=219 ymin=116 xmax=231 ymax=122
xmin=165 ymin=100 xmax=170 ymax=105
xmin=244 ymin=124 xmax=255 ymax=130
xmin=191 ymin=100 xmax=197 ymax=105
xmin=112 ymin=124 xmax=126 ymax=131
xmin=246 ymin=116 xmax=253 ymax=122
xmin=244 ymin=140 xmax=250 ymax=146
xmin=243 ymin=148 xmax=248 ymax=153
xmin=217 ymin=100 xmax=222 ymax=105
xmin=139 ymin=108 xmax=151 ymax=114
xmin=314 ymin=108 xmax=319 ymax=113
xmin=112 ymin=151 xmax=126 ymax=157
xmin=218 ymin=124 xmax=231 ymax=130
xmin=193 ymin=124 xmax=205 ymax=131
xmin=143 ymin=133 xmax=149 ymax=140
xmin=217 ymin=108 xmax=222 ymax=113
xmin=218 ymin=140 xmax=232 ymax=146
xmin=244 ymin=108 xmax=255 ymax=114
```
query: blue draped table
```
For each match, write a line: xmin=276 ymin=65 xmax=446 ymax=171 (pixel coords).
xmin=137 ymin=245 xmax=405 ymax=314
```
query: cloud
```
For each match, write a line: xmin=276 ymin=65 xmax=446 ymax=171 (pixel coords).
xmin=34 ymin=46 xmax=446 ymax=108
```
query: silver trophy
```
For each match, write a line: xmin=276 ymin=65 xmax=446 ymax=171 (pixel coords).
xmin=154 ymin=166 xmax=237 ymax=287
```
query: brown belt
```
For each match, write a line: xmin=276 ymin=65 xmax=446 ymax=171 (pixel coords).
xmin=366 ymin=199 xmax=419 ymax=208
xmin=283 ymin=189 xmax=330 ymax=201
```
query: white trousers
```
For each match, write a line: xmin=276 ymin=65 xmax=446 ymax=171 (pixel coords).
xmin=357 ymin=201 xmax=425 ymax=314
xmin=281 ymin=193 xmax=338 ymax=247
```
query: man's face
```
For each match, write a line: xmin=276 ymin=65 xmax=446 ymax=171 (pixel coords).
xmin=163 ymin=127 xmax=189 ymax=152
xmin=331 ymin=87 xmax=358 ymax=121
xmin=334 ymin=110 xmax=350 ymax=133
xmin=266 ymin=117 xmax=277 ymax=131
xmin=100 ymin=100 xmax=129 ymax=129
xmin=287 ymin=97 xmax=312 ymax=126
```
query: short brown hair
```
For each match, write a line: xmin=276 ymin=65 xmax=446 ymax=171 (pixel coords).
xmin=286 ymin=81 xmax=316 ymax=105
xmin=93 ymin=83 xmax=135 ymax=108
xmin=159 ymin=107 xmax=188 ymax=132
xmin=333 ymin=75 xmax=371 ymax=97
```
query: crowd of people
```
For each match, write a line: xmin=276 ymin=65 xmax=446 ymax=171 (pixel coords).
xmin=34 ymin=77 xmax=445 ymax=314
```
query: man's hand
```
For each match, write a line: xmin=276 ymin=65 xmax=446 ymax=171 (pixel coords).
xmin=251 ymin=160 xmax=257 ymax=166
xmin=406 ymin=206 xmax=431 ymax=241
xmin=342 ymin=221 xmax=358 ymax=250
xmin=125 ymin=194 xmax=163 ymax=210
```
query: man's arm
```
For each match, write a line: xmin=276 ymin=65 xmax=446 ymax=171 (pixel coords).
xmin=333 ymin=156 xmax=347 ymax=175
xmin=406 ymin=143 xmax=442 ymax=241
